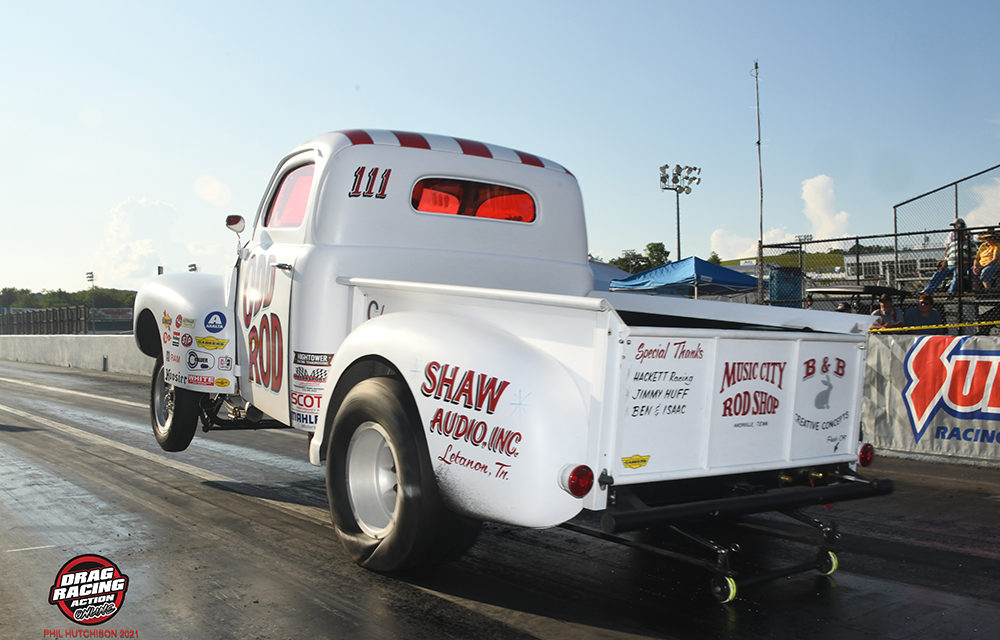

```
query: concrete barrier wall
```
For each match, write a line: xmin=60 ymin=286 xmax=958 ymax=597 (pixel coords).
xmin=0 ymin=335 xmax=153 ymax=376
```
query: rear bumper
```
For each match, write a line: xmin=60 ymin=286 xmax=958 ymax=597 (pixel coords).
xmin=600 ymin=477 xmax=894 ymax=533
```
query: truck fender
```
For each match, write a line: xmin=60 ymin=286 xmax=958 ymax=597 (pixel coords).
xmin=312 ymin=311 xmax=591 ymax=528
xmin=133 ymin=272 xmax=238 ymax=394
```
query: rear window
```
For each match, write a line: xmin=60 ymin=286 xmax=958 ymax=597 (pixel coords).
xmin=412 ymin=178 xmax=535 ymax=223
xmin=264 ymin=164 xmax=314 ymax=228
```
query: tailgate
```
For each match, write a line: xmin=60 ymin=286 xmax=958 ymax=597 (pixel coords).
xmin=611 ymin=327 xmax=867 ymax=484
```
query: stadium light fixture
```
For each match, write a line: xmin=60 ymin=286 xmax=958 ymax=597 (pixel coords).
xmin=659 ymin=163 xmax=702 ymax=261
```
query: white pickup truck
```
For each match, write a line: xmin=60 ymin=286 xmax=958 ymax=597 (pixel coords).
xmin=133 ymin=129 xmax=891 ymax=600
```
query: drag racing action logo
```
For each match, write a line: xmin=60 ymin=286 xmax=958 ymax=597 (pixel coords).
xmin=48 ymin=554 xmax=129 ymax=625
xmin=903 ymin=336 xmax=1000 ymax=443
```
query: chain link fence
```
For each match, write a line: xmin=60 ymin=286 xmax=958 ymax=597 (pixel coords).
xmin=894 ymin=163 xmax=1000 ymax=235
xmin=758 ymin=163 xmax=1000 ymax=332
xmin=760 ymin=227 xmax=1000 ymax=331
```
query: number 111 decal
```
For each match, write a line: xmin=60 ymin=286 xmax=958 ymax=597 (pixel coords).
xmin=348 ymin=166 xmax=391 ymax=198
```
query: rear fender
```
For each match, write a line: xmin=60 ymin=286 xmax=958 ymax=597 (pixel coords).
xmin=133 ymin=272 xmax=238 ymax=394
xmin=312 ymin=311 xmax=591 ymax=528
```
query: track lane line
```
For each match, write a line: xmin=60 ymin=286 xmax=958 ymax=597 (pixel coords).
xmin=0 ymin=402 xmax=330 ymax=526
xmin=0 ymin=375 xmax=146 ymax=408
xmin=0 ymin=374 xmax=304 ymax=439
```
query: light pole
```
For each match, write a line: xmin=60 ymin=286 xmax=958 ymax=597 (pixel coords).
xmin=659 ymin=164 xmax=701 ymax=261
xmin=85 ymin=271 xmax=95 ymax=334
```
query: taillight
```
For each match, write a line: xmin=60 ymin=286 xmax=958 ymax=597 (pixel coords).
xmin=858 ymin=443 xmax=874 ymax=467
xmin=559 ymin=465 xmax=594 ymax=498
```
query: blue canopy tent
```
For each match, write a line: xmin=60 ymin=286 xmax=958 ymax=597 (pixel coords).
xmin=608 ymin=257 xmax=757 ymax=298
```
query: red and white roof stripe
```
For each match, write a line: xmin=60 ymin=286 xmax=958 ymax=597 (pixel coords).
xmin=335 ymin=129 xmax=572 ymax=175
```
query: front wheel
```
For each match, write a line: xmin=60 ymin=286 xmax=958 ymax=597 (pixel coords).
xmin=326 ymin=377 xmax=479 ymax=571
xmin=150 ymin=355 xmax=203 ymax=452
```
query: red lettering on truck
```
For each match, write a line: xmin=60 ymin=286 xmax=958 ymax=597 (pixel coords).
xmin=421 ymin=361 xmax=510 ymax=414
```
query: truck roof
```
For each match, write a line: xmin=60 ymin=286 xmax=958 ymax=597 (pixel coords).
xmin=301 ymin=129 xmax=572 ymax=176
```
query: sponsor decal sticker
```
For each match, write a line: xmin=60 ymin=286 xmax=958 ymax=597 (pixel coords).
xmin=187 ymin=350 xmax=215 ymax=370
xmin=621 ymin=454 xmax=651 ymax=469
xmin=174 ymin=314 xmax=183 ymax=329
xmin=291 ymin=391 xmax=322 ymax=411
xmin=218 ymin=355 xmax=233 ymax=371
xmin=290 ymin=352 xmax=334 ymax=429
xmin=161 ymin=311 xmax=171 ymax=328
xmin=48 ymin=554 xmax=129 ymax=626
xmin=293 ymin=352 xmax=333 ymax=367
xmin=180 ymin=333 xmax=193 ymax=347
xmin=294 ymin=366 xmax=328 ymax=384
xmin=215 ymin=377 xmax=230 ymax=387
xmin=196 ymin=336 xmax=229 ymax=351
xmin=205 ymin=311 xmax=227 ymax=333
xmin=188 ymin=374 xmax=215 ymax=386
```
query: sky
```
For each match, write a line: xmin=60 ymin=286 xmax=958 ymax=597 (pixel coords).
xmin=2 ymin=0 xmax=999 ymax=292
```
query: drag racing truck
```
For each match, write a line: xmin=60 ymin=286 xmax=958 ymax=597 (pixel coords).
xmin=133 ymin=129 xmax=892 ymax=601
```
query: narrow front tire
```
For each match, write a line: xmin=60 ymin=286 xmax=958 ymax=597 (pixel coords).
xmin=150 ymin=355 xmax=202 ymax=452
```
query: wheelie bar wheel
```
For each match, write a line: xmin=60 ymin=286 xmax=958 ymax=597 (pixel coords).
xmin=710 ymin=575 xmax=738 ymax=603
xmin=818 ymin=550 xmax=839 ymax=576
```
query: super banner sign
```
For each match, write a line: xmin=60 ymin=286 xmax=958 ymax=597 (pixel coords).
xmin=902 ymin=336 xmax=1000 ymax=445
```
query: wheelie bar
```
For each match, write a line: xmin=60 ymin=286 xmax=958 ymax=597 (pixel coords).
xmin=563 ymin=508 xmax=842 ymax=604
xmin=672 ymin=511 xmax=841 ymax=603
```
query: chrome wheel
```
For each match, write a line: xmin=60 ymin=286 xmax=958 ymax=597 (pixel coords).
xmin=152 ymin=366 xmax=175 ymax=437
xmin=149 ymin=355 xmax=201 ymax=452
xmin=346 ymin=421 xmax=400 ymax=538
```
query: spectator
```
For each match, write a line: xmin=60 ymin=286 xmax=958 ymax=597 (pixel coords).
xmin=922 ymin=218 xmax=970 ymax=295
xmin=871 ymin=293 xmax=903 ymax=330
xmin=904 ymin=293 xmax=943 ymax=335
xmin=972 ymin=231 xmax=1000 ymax=290
xmin=835 ymin=302 xmax=852 ymax=313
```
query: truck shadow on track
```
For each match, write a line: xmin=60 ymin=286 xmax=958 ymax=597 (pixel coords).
xmin=0 ymin=423 xmax=39 ymax=433
xmin=394 ymin=521 xmax=844 ymax=640
xmin=201 ymin=478 xmax=329 ymax=509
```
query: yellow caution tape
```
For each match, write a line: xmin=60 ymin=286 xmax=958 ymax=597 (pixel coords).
xmin=870 ymin=319 xmax=1000 ymax=333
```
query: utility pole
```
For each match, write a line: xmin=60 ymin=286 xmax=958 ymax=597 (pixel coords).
xmin=754 ymin=60 xmax=765 ymax=303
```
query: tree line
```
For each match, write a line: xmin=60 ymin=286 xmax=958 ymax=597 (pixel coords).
xmin=599 ymin=242 xmax=722 ymax=274
xmin=0 ymin=287 xmax=137 ymax=310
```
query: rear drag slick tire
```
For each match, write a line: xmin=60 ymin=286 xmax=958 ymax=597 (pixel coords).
xmin=326 ymin=377 xmax=479 ymax=571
